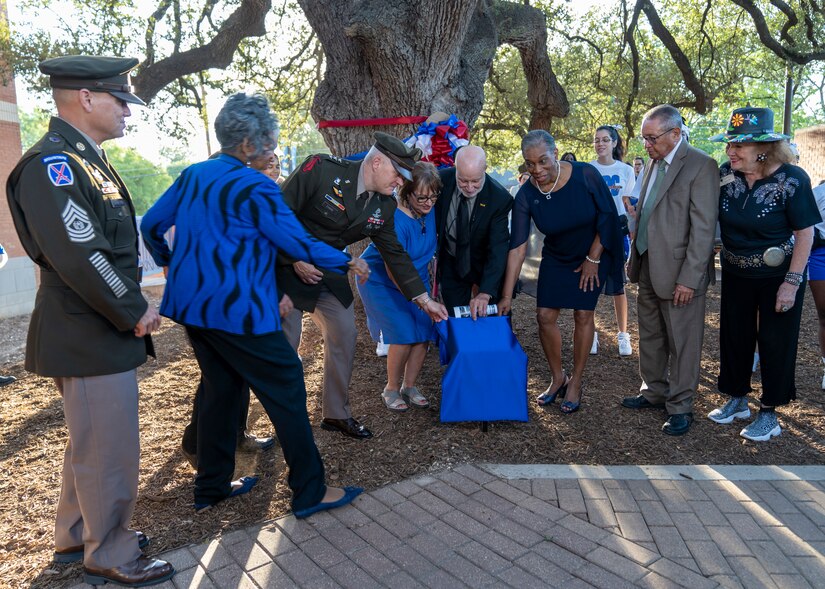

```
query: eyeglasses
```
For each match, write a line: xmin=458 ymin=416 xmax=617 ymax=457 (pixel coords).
xmin=639 ymin=128 xmax=677 ymax=145
xmin=412 ymin=192 xmax=439 ymax=203
xmin=593 ymin=137 xmax=614 ymax=144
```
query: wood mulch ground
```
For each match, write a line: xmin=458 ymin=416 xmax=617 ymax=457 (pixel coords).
xmin=1 ymin=283 xmax=824 ymax=588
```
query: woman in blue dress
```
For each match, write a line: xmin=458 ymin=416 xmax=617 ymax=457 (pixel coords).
xmin=498 ymin=130 xmax=623 ymax=414
xmin=358 ymin=162 xmax=441 ymax=412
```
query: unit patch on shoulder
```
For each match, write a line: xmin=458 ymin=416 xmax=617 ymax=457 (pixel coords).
xmin=62 ymin=199 xmax=94 ymax=243
xmin=47 ymin=161 xmax=74 ymax=187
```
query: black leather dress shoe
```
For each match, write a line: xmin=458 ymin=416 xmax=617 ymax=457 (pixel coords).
xmin=0 ymin=375 xmax=17 ymax=387
xmin=55 ymin=532 xmax=149 ymax=564
xmin=320 ymin=417 xmax=373 ymax=439
xmin=83 ymin=556 xmax=174 ymax=587
xmin=621 ymin=394 xmax=666 ymax=409
xmin=237 ymin=432 xmax=276 ymax=453
xmin=662 ymin=413 xmax=693 ymax=436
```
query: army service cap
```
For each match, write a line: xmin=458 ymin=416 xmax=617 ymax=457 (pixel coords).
xmin=39 ymin=55 xmax=146 ymax=106
xmin=373 ymin=131 xmax=422 ymax=181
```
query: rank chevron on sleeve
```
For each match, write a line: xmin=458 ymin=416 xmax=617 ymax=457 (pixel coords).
xmin=61 ymin=199 xmax=95 ymax=243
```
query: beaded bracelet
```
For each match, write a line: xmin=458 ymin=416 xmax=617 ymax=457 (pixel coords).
xmin=585 ymin=255 xmax=601 ymax=264
xmin=784 ymin=272 xmax=803 ymax=287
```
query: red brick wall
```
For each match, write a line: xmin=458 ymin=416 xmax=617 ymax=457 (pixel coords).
xmin=796 ymin=125 xmax=825 ymax=187
xmin=0 ymin=0 xmax=24 ymax=259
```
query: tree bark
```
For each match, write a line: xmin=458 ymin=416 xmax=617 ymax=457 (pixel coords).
xmin=299 ymin=0 xmax=568 ymax=155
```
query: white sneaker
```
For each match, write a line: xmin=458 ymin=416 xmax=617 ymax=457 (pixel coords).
xmin=740 ymin=411 xmax=781 ymax=442
xmin=752 ymin=352 xmax=760 ymax=373
xmin=590 ymin=332 xmax=599 ymax=355
xmin=617 ymin=332 xmax=632 ymax=356
xmin=375 ymin=332 xmax=389 ymax=357
xmin=708 ymin=397 xmax=750 ymax=424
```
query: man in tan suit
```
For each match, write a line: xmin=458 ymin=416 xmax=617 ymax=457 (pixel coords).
xmin=622 ymin=104 xmax=719 ymax=436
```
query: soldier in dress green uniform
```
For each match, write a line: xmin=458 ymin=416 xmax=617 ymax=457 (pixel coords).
xmin=6 ymin=56 xmax=174 ymax=587
xmin=278 ymin=133 xmax=448 ymax=439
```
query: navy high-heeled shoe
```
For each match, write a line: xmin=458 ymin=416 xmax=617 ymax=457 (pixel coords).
xmin=536 ymin=375 xmax=569 ymax=406
xmin=560 ymin=388 xmax=583 ymax=414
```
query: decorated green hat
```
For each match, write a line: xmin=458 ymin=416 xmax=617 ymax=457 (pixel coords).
xmin=709 ymin=106 xmax=790 ymax=143
xmin=39 ymin=55 xmax=145 ymax=106
xmin=373 ymin=131 xmax=422 ymax=180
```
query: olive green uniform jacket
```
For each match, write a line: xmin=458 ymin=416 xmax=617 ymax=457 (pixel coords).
xmin=277 ymin=154 xmax=426 ymax=311
xmin=6 ymin=117 xmax=151 ymax=377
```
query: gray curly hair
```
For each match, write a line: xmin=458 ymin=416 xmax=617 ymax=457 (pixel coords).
xmin=521 ymin=129 xmax=556 ymax=153
xmin=215 ymin=93 xmax=279 ymax=156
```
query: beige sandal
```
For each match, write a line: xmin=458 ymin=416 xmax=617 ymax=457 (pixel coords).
xmin=381 ymin=389 xmax=408 ymax=412
xmin=401 ymin=386 xmax=429 ymax=409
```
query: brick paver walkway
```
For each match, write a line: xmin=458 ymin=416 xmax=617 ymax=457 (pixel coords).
xmin=68 ymin=464 xmax=825 ymax=588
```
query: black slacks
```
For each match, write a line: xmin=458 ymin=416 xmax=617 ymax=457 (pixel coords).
xmin=439 ymin=251 xmax=475 ymax=311
xmin=181 ymin=380 xmax=249 ymax=455
xmin=185 ymin=326 xmax=326 ymax=510
xmin=718 ymin=270 xmax=805 ymax=406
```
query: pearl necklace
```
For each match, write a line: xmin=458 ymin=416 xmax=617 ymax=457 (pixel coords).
xmin=536 ymin=160 xmax=561 ymax=199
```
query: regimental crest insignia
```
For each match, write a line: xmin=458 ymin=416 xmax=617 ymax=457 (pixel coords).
xmin=61 ymin=199 xmax=94 ymax=243
xmin=48 ymin=162 xmax=74 ymax=186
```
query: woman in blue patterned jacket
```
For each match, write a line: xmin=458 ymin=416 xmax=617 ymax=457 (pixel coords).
xmin=142 ymin=93 xmax=368 ymax=517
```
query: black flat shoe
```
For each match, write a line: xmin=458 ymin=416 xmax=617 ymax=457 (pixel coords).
xmin=621 ymin=394 xmax=665 ymax=410
xmin=662 ymin=413 xmax=693 ymax=436
xmin=237 ymin=432 xmax=276 ymax=453
xmin=321 ymin=417 xmax=373 ymax=439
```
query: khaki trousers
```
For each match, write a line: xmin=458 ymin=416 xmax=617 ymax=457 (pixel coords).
xmin=54 ymin=371 xmax=141 ymax=569
xmin=637 ymin=256 xmax=706 ymax=415
xmin=282 ymin=287 xmax=357 ymax=420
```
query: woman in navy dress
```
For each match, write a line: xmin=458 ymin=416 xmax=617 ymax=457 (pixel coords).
xmin=499 ymin=130 xmax=623 ymax=414
xmin=358 ymin=162 xmax=441 ymax=412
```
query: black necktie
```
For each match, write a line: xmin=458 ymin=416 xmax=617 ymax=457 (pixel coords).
xmin=455 ymin=197 xmax=471 ymax=278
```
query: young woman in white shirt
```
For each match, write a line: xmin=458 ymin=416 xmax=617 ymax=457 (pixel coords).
xmin=588 ymin=125 xmax=636 ymax=357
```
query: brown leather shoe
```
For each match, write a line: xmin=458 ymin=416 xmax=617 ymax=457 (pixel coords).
xmin=84 ymin=556 xmax=174 ymax=586
xmin=54 ymin=532 xmax=149 ymax=564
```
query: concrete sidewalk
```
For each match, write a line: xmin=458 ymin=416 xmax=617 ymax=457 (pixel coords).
xmin=68 ymin=464 xmax=825 ymax=588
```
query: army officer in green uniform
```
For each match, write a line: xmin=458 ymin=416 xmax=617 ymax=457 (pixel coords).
xmin=6 ymin=56 xmax=174 ymax=587
xmin=279 ymin=133 xmax=448 ymax=439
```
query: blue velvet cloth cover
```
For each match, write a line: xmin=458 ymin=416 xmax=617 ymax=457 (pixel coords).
xmin=434 ymin=316 xmax=528 ymax=422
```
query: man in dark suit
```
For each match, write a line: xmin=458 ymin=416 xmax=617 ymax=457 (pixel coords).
xmin=6 ymin=56 xmax=173 ymax=586
xmin=623 ymin=104 xmax=719 ymax=436
xmin=436 ymin=145 xmax=512 ymax=319
xmin=278 ymin=133 xmax=448 ymax=439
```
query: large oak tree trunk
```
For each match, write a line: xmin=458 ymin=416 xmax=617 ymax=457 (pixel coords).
xmin=298 ymin=0 xmax=569 ymax=155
